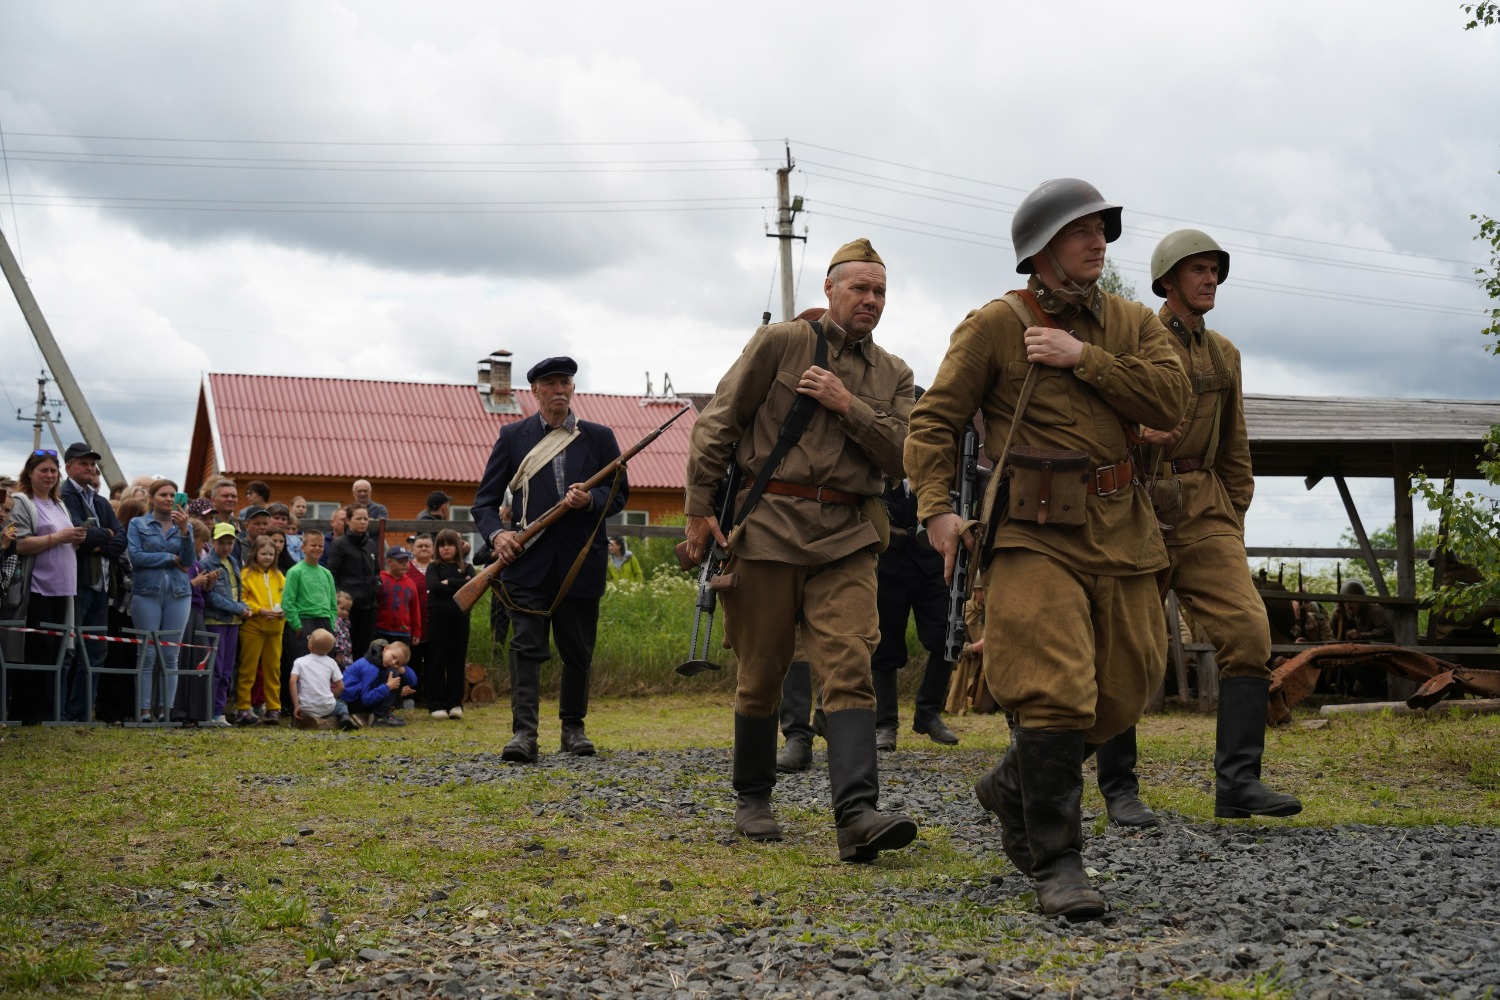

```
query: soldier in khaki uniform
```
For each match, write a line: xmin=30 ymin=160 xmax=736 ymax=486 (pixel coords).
xmin=684 ymin=238 xmax=919 ymax=863
xmin=906 ymin=179 xmax=1190 ymax=920
xmin=1094 ymin=230 xmax=1302 ymax=828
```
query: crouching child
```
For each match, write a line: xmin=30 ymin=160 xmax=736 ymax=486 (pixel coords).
xmin=341 ymin=639 xmax=416 ymax=728
xmin=289 ymin=629 xmax=359 ymax=731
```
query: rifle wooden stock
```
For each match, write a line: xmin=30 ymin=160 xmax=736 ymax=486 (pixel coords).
xmin=453 ymin=406 xmax=690 ymax=613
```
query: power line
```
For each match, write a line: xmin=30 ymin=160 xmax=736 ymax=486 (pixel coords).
xmin=6 ymin=147 xmax=780 ymax=168
xmin=807 ymin=208 xmax=1482 ymax=318
xmin=6 ymin=153 xmax=773 ymax=176
xmin=805 ymin=171 xmax=1478 ymax=281
xmin=794 ymin=141 xmax=1485 ymax=268
xmin=5 ymin=131 xmax=776 ymax=149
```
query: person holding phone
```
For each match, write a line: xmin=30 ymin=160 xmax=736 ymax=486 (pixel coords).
xmin=4 ymin=450 xmax=89 ymax=721
xmin=126 ymin=479 xmax=196 ymax=722
xmin=60 ymin=442 xmax=127 ymax=722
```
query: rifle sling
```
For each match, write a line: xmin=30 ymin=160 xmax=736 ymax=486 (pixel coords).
xmin=728 ymin=319 xmax=828 ymax=530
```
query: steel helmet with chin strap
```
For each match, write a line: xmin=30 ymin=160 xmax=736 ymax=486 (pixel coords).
xmin=1150 ymin=229 xmax=1231 ymax=298
xmin=1011 ymin=178 xmax=1122 ymax=275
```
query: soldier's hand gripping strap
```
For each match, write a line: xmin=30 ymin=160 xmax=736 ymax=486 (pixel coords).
xmin=727 ymin=320 xmax=828 ymax=532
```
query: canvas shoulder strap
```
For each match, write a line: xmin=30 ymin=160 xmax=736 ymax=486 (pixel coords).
xmin=971 ymin=292 xmax=1041 ymax=539
xmin=509 ymin=424 xmax=582 ymax=528
xmin=1201 ymin=330 xmax=1232 ymax=471
xmin=730 ymin=319 xmax=829 ymax=528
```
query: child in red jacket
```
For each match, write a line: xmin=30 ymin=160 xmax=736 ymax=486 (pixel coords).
xmin=374 ymin=546 xmax=425 ymax=649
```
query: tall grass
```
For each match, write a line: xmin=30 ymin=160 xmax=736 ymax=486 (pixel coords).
xmin=461 ymin=555 xmax=927 ymax=697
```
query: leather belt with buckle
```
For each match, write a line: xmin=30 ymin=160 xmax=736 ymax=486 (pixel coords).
xmin=1168 ymin=457 xmax=1207 ymax=474
xmin=1089 ymin=457 xmax=1136 ymax=496
xmin=746 ymin=478 xmax=863 ymax=505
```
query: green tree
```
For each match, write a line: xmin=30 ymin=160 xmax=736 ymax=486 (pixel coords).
xmin=1098 ymin=258 xmax=1137 ymax=300
xmin=1407 ymin=4 xmax=1500 ymax=636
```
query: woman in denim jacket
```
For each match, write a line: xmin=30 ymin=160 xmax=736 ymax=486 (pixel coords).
xmin=126 ymin=479 xmax=196 ymax=722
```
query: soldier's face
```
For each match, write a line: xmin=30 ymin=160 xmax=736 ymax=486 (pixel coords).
xmin=823 ymin=263 xmax=886 ymax=339
xmin=1165 ymin=253 xmax=1221 ymax=315
xmin=532 ymin=374 xmax=575 ymax=423
xmin=1046 ymin=213 xmax=1108 ymax=285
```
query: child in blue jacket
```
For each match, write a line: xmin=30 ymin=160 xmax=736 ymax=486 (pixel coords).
xmin=341 ymin=639 xmax=416 ymax=728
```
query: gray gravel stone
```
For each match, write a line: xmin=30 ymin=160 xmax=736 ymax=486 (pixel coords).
xmin=253 ymin=747 xmax=1497 ymax=999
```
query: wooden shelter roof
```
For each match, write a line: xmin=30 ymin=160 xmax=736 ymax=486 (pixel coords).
xmin=1244 ymin=395 xmax=1500 ymax=479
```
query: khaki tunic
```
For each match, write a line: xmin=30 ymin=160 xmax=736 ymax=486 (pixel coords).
xmin=1151 ymin=306 xmax=1253 ymax=545
xmin=907 ymin=282 xmax=1188 ymax=575
xmin=906 ymin=279 xmax=1190 ymax=740
xmin=687 ymin=318 xmax=914 ymax=717
xmin=687 ymin=319 xmax=911 ymax=562
xmin=1152 ymin=306 xmax=1271 ymax=680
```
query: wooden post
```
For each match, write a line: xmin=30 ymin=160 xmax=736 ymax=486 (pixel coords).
xmin=1390 ymin=444 xmax=1418 ymax=699
xmin=1334 ymin=474 xmax=1390 ymax=597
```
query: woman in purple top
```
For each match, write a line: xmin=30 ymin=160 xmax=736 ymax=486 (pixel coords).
xmin=4 ymin=450 xmax=87 ymax=721
xmin=126 ymin=479 xmax=195 ymax=723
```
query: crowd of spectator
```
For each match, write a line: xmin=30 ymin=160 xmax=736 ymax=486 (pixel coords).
xmin=1 ymin=450 xmax=482 ymax=729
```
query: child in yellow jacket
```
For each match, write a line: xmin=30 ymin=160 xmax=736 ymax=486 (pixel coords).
xmin=235 ymin=536 xmax=287 ymax=725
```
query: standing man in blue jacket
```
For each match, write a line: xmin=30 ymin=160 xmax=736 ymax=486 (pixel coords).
xmin=59 ymin=442 xmax=127 ymax=722
xmin=472 ymin=356 xmax=627 ymax=763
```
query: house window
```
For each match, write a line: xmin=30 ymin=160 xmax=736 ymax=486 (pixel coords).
xmin=608 ymin=510 xmax=649 ymax=526
xmin=306 ymin=501 xmax=342 ymax=521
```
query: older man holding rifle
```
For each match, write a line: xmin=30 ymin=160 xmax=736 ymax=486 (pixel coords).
xmin=472 ymin=357 xmax=627 ymax=764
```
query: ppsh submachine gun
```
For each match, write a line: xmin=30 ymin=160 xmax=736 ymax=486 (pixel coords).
xmin=913 ymin=422 xmax=983 ymax=663
xmin=944 ymin=423 xmax=981 ymax=662
xmin=675 ymin=447 xmax=741 ymax=676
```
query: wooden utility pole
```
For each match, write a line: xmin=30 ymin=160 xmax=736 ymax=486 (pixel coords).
xmin=0 ymin=226 xmax=125 ymax=485
xmin=767 ymin=144 xmax=805 ymax=322
xmin=21 ymin=371 xmax=65 ymax=453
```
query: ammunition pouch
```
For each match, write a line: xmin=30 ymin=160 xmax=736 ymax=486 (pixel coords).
xmin=1005 ymin=446 xmax=1089 ymax=526
xmin=862 ymin=495 xmax=891 ymax=553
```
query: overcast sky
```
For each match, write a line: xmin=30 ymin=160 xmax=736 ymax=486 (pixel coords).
xmin=1 ymin=1 xmax=1496 ymax=553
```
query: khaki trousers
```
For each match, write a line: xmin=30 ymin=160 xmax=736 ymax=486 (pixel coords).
xmin=1163 ymin=532 xmax=1271 ymax=680
xmin=722 ymin=551 xmax=879 ymax=719
xmin=984 ymin=548 xmax=1164 ymax=743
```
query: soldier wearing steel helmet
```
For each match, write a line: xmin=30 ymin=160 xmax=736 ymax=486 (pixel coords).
xmin=1093 ymin=230 xmax=1302 ymax=829
xmin=684 ymin=238 xmax=919 ymax=864
xmin=906 ymin=179 xmax=1190 ymax=920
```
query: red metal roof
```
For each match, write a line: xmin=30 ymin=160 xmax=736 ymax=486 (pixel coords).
xmin=204 ymin=373 xmax=697 ymax=489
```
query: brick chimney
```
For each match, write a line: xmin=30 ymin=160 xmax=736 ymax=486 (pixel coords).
xmin=477 ymin=349 xmax=520 ymax=414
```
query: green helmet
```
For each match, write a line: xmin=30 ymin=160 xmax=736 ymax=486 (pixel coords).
xmin=1011 ymin=178 xmax=1122 ymax=275
xmin=1150 ymin=229 xmax=1230 ymax=298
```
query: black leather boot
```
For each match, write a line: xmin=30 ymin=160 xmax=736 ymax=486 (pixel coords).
xmin=777 ymin=660 xmax=814 ymax=772
xmin=733 ymin=713 xmax=783 ymax=841
xmin=1014 ymin=728 xmax=1107 ymax=921
xmin=1215 ymin=677 xmax=1303 ymax=818
xmin=872 ymin=669 xmax=899 ymax=751
xmin=974 ymin=741 xmax=1032 ymax=875
xmin=824 ymin=708 xmax=917 ymax=863
xmin=502 ymin=657 xmax=540 ymax=763
xmin=558 ymin=661 xmax=595 ymax=756
xmin=911 ymin=647 xmax=958 ymax=745
xmin=1096 ymin=726 xmax=1158 ymax=828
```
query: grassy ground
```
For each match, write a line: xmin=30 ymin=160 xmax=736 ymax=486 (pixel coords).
xmin=1 ymin=697 xmax=1496 ymax=998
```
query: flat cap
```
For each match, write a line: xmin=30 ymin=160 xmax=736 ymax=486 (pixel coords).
xmin=63 ymin=442 xmax=101 ymax=463
xmin=526 ymin=356 xmax=578 ymax=383
xmin=827 ymin=238 xmax=884 ymax=273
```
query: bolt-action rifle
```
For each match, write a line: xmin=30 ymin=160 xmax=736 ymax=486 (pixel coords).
xmin=454 ymin=406 xmax=689 ymax=614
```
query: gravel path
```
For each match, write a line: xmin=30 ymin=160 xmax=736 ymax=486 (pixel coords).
xmin=271 ymin=747 xmax=1500 ymax=999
